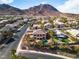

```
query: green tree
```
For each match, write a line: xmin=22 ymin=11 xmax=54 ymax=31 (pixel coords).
xmin=48 ymin=30 xmax=55 ymax=37
xmin=37 ymin=40 xmax=43 ymax=47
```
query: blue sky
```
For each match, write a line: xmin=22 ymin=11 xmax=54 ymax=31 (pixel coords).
xmin=10 ymin=0 xmax=65 ymax=9
xmin=0 ymin=0 xmax=79 ymax=14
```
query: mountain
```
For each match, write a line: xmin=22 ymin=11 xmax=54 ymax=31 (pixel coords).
xmin=0 ymin=4 xmax=25 ymax=15
xmin=0 ymin=4 xmax=78 ymax=17
xmin=61 ymin=13 xmax=79 ymax=17
xmin=24 ymin=4 xmax=60 ymax=16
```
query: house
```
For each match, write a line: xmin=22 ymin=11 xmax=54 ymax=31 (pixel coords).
xmin=5 ymin=24 xmax=17 ymax=31
xmin=18 ymin=20 xmax=24 ymax=25
xmin=0 ymin=20 xmax=8 ymax=26
xmin=54 ymin=29 xmax=68 ymax=39
xmin=76 ymin=34 xmax=79 ymax=38
xmin=6 ymin=22 xmax=19 ymax=28
xmin=33 ymin=29 xmax=46 ymax=39
xmin=33 ymin=24 xmax=41 ymax=30
xmin=44 ymin=23 xmax=52 ymax=29
xmin=56 ymin=34 xmax=68 ymax=39
xmin=54 ymin=29 xmax=62 ymax=35
xmin=56 ymin=22 xmax=64 ymax=28
xmin=66 ymin=29 xmax=79 ymax=39
xmin=1 ymin=20 xmax=8 ymax=23
xmin=58 ymin=23 xmax=64 ymax=28
xmin=23 ymin=19 xmax=28 ymax=23
xmin=54 ymin=19 xmax=64 ymax=28
xmin=41 ymin=19 xmax=49 ymax=24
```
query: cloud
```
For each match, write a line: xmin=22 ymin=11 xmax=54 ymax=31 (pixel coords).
xmin=41 ymin=1 xmax=47 ymax=4
xmin=57 ymin=0 xmax=79 ymax=14
xmin=0 ymin=0 xmax=14 ymax=4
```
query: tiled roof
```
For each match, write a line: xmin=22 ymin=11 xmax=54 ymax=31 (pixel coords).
xmin=33 ymin=29 xmax=45 ymax=34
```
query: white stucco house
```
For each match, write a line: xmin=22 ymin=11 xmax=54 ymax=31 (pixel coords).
xmin=33 ymin=29 xmax=46 ymax=39
xmin=54 ymin=29 xmax=68 ymax=39
xmin=54 ymin=19 xmax=64 ymax=28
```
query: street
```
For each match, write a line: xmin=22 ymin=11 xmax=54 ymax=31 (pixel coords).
xmin=0 ymin=24 xmax=28 ymax=59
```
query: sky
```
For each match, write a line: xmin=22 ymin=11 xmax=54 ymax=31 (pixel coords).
xmin=0 ymin=0 xmax=79 ymax=14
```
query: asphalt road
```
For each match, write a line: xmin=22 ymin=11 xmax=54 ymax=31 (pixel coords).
xmin=0 ymin=24 xmax=28 ymax=59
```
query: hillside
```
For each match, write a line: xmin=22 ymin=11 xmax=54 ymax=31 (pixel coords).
xmin=0 ymin=4 xmax=78 ymax=17
xmin=24 ymin=4 xmax=60 ymax=16
xmin=0 ymin=4 xmax=25 ymax=15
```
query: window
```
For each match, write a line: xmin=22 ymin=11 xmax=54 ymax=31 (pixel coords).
xmin=43 ymin=34 xmax=45 ymax=36
xmin=40 ymin=34 xmax=42 ymax=36
xmin=37 ymin=34 xmax=39 ymax=36
xmin=34 ymin=35 xmax=36 ymax=36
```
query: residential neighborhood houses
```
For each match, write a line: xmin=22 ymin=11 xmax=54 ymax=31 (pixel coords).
xmin=0 ymin=0 xmax=79 ymax=59
xmin=0 ymin=15 xmax=79 ymax=59
xmin=0 ymin=16 xmax=28 ymax=46
xmin=15 ymin=16 xmax=79 ymax=59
